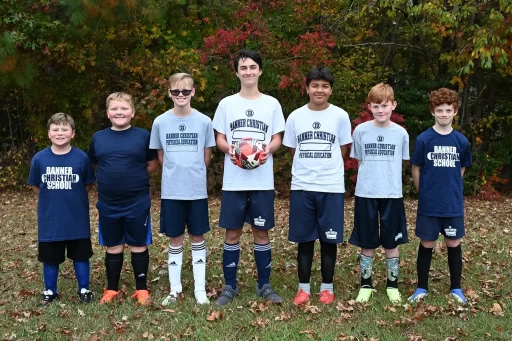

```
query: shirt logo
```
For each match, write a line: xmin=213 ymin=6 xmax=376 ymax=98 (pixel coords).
xmin=377 ymin=135 xmax=384 ymax=142
xmin=312 ymin=122 xmax=321 ymax=130
xmin=245 ymin=109 xmax=254 ymax=117
xmin=178 ymin=125 xmax=186 ymax=132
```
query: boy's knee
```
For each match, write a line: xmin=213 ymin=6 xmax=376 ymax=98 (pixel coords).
xmin=169 ymin=235 xmax=185 ymax=246
xmin=188 ymin=234 xmax=204 ymax=243
xmin=251 ymin=227 xmax=269 ymax=244
xmin=106 ymin=245 xmax=124 ymax=254
xmin=444 ymin=238 xmax=461 ymax=248
xmin=225 ymin=228 xmax=243 ymax=244
xmin=420 ymin=240 xmax=436 ymax=248
xmin=128 ymin=245 xmax=148 ymax=253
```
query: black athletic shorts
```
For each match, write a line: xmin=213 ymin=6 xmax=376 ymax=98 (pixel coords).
xmin=38 ymin=238 xmax=93 ymax=265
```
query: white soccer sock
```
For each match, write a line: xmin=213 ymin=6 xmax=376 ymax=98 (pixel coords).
xmin=168 ymin=245 xmax=183 ymax=294
xmin=320 ymin=282 xmax=334 ymax=294
xmin=192 ymin=241 xmax=207 ymax=304
xmin=298 ymin=283 xmax=311 ymax=294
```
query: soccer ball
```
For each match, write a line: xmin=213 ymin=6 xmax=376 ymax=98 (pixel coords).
xmin=232 ymin=138 xmax=266 ymax=170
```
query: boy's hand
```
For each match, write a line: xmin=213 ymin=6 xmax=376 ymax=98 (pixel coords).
xmin=228 ymin=145 xmax=237 ymax=165
xmin=259 ymin=144 xmax=269 ymax=165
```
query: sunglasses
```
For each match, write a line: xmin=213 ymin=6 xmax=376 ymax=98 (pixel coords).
xmin=169 ymin=89 xmax=193 ymax=96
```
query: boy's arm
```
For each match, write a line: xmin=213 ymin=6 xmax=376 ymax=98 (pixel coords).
xmin=216 ymin=132 xmax=237 ymax=164
xmin=85 ymin=184 xmax=93 ymax=193
xmin=288 ymin=148 xmax=295 ymax=158
xmin=260 ymin=132 xmax=282 ymax=165
xmin=147 ymin=159 xmax=158 ymax=174
xmin=461 ymin=167 xmax=465 ymax=177
xmin=31 ymin=186 xmax=40 ymax=195
xmin=204 ymin=147 xmax=212 ymax=167
xmin=412 ymin=164 xmax=421 ymax=191
xmin=341 ymin=144 xmax=350 ymax=158
xmin=156 ymin=149 xmax=164 ymax=166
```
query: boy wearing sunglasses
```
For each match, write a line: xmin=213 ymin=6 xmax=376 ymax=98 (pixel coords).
xmin=150 ymin=73 xmax=216 ymax=304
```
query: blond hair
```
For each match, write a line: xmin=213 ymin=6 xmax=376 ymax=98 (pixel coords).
xmin=367 ymin=83 xmax=395 ymax=104
xmin=106 ymin=92 xmax=134 ymax=110
xmin=168 ymin=73 xmax=194 ymax=88
xmin=47 ymin=113 xmax=75 ymax=130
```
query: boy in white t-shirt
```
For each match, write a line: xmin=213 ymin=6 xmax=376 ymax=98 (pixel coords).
xmin=150 ymin=73 xmax=216 ymax=305
xmin=212 ymin=50 xmax=285 ymax=306
xmin=283 ymin=66 xmax=352 ymax=305
xmin=348 ymin=83 xmax=410 ymax=303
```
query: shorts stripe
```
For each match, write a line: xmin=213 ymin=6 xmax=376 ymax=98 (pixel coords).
xmin=224 ymin=243 xmax=240 ymax=251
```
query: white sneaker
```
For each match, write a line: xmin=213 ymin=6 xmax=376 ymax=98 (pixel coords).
xmin=162 ymin=291 xmax=180 ymax=305
xmin=194 ymin=290 xmax=209 ymax=304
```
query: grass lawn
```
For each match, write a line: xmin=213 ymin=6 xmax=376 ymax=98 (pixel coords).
xmin=0 ymin=191 xmax=510 ymax=340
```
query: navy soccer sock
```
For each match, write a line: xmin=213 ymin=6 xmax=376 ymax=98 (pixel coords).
xmin=105 ymin=252 xmax=123 ymax=291
xmin=223 ymin=242 xmax=240 ymax=290
xmin=254 ymin=242 xmax=271 ymax=289
xmin=417 ymin=244 xmax=433 ymax=290
xmin=131 ymin=249 xmax=149 ymax=290
xmin=320 ymin=240 xmax=336 ymax=284
xmin=447 ymin=244 xmax=463 ymax=290
xmin=43 ymin=263 xmax=59 ymax=294
xmin=73 ymin=260 xmax=90 ymax=291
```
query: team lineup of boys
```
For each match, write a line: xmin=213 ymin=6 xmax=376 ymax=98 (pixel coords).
xmin=29 ymin=49 xmax=472 ymax=307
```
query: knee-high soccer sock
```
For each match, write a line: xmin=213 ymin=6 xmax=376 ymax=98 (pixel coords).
xmin=131 ymin=249 xmax=149 ymax=291
xmin=168 ymin=245 xmax=183 ymax=293
xmin=386 ymin=257 xmax=400 ymax=289
xmin=73 ymin=260 xmax=90 ymax=291
xmin=417 ymin=244 xmax=433 ymax=290
xmin=297 ymin=241 xmax=315 ymax=294
xmin=191 ymin=241 xmax=207 ymax=294
xmin=223 ymin=242 xmax=240 ymax=290
xmin=320 ymin=240 xmax=336 ymax=293
xmin=359 ymin=254 xmax=373 ymax=288
xmin=43 ymin=263 xmax=59 ymax=294
xmin=447 ymin=244 xmax=463 ymax=290
xmin=254 ymin=242 xmax=271 ymax=290
xmin=105 ymin=252 xmax=123 ymax=291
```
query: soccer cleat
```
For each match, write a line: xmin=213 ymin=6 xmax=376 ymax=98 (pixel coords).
xmin=256 ymin=283 xmax=283 ymax=303
xmin=194 ymin=290 xmax=210 ymax=305
xmin=355 ymin=287 xmax=374 ymax=303
xmin=41 ymin=290 xmax=58 ymax=306
xmin=99 ymin=289 xmax=119 ymax=304
xmin=386 ymin=288 xmax=402 ymax=303
xmin=215 ymin=285 xmax=238 ymax=306
xmin=292 ymin=289 xmax=311 ymax=305
xmin=319 ymin=290 xmax=335 ymax=304
xmin=78 ymin=288 xmax=94 ymax=303
xmin=131 ymin=290 xmax=151 ymax=306
xmin=408 ymin=288 xmax=428 ymax=303
xmin=162 ymin=291 xmax=180 ymax=306
xmin=450 ymin=289 xmax=467 ymax=304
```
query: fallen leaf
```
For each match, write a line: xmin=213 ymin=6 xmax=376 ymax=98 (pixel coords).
xmin=489 ymin=302 xmax=504 ymax=316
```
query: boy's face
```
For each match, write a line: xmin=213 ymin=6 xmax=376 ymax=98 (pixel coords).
xmin=432 ymin=103 xmax=457 ymax=127
xmin=306 ymin=80 xmax=333 ymax=107
xmin=107 ymin=99 xmax=134 ymax=130
xmin=48 ymin=123 xmax=75 ymax=147
xmin=369 ymin=101 xmax=397 ymax=125
xmin=168 ymin=80 xmax=195 ymax=108
xmin=236 ymin=58 xmax=262 ymax=87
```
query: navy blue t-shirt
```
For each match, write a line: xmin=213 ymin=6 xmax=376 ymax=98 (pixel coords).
xmin=411 ymin=127 xmax=472 ymax=217
xmin=88 ymin=127 xmax=157 ymax=205
xmin=27 ymin=147 xmax=95 ymax=242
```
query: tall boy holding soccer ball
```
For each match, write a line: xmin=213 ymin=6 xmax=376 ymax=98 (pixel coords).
xmin=283 ymin=66 xmax=352 ymax=305
xmin=212 ymin=50 xmax=286 ymax=305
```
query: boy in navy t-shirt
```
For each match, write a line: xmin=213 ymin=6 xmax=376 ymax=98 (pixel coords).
xmin=409 ymin=88 xmax=472 ymax=304
xmin=89 ymin=92 xmax=158 ymax=306
xmin=28 ymin=113 xmax=96 ymax=305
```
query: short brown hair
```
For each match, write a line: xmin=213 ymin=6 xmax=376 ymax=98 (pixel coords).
xmin=367 ymin=83 xmax=395 ymax=104
xmin=168 ymin=73 xmax=194 ymax=88
xmin=47 ymin=113 xmax=75 ymax=130
xmin=106 ymin=92 xmax=134 ymax=110
xmin=429 ymin=88 xmax=459 ymax=112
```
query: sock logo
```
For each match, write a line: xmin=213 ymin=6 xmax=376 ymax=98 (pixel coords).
xmin=169 ymin=261 xmax=178 ymax=266
xmin=265 ymin=262 xmax=272 ymax=269
xmin=194 ymin=259 xmax=205 ymax=264
xmin=137 ymin=273 xmax=146 ymax=277
xmin=225 ymin=262 xmax=236 ymax=268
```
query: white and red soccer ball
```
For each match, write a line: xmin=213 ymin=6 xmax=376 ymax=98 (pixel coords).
xmin=232 ymin=137 xmax=266 ymax=170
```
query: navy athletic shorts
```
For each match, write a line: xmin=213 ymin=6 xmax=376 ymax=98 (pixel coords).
xmin=97 ymin=194 xmax=151 ymax=247
xmin=219 ymin=190 xmax=275 ymax=230
xmin=288 ymin=190 xmax=344 ymax=243
xmin=415 ymin=215 xmax=465 ymax=241
xmin=349 ymin=196 xmax=408 ymax=249
xmin=38 ymin=238 xmax=93 ymax=265
xmin=160 ymin=198 xmax=210 ymax=237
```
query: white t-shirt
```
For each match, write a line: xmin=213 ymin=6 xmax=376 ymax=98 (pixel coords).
xmin=283 ymin=104 xmax=352 ymax=193
xmin=212 ymin=94 xmax=285 ymax=191
xmin=350 ymin=121 xmax=410 ymax=198
xmin=150 ymin=110 xmax=216 ymax=199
